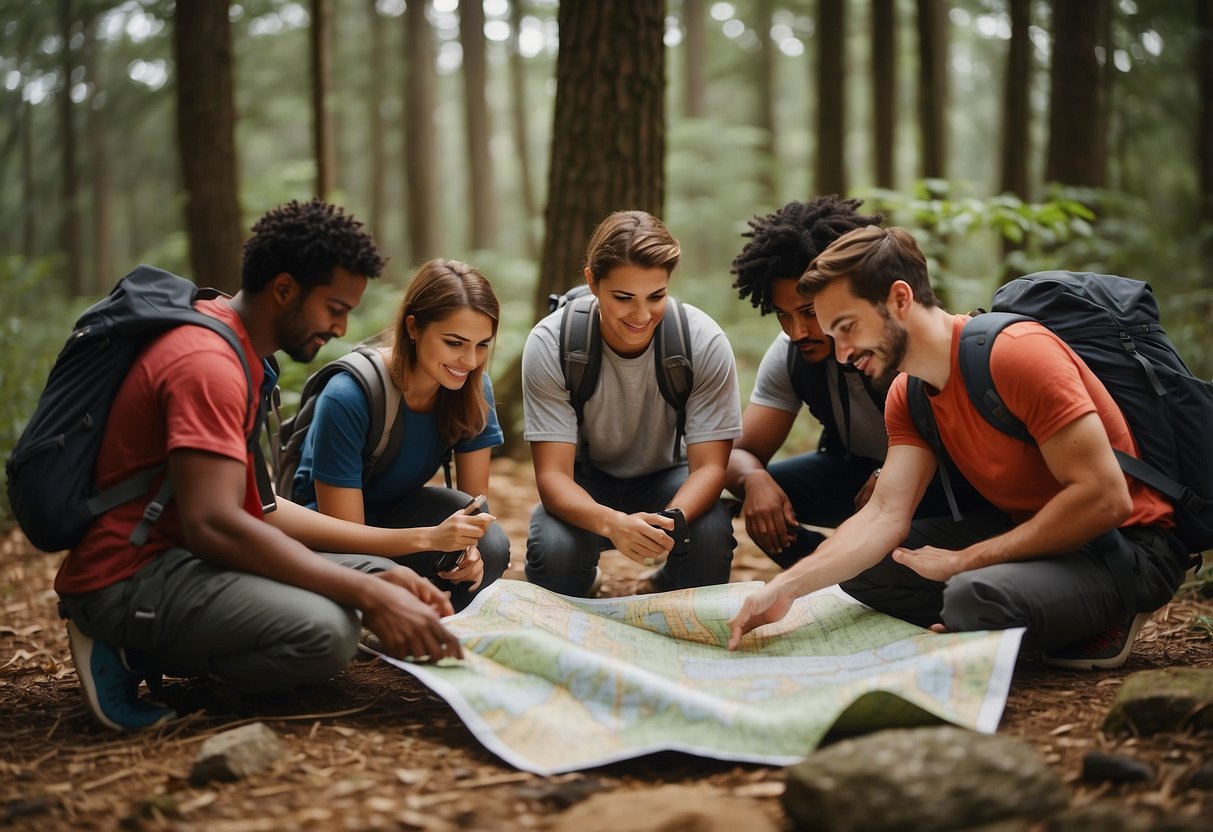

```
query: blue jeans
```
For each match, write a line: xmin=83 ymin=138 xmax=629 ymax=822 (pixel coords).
xmin=840 ymin=505 xmax=1189 ymax=653
xmin=525 ymin=465 xmax=735 ymax=596
xmin=367 ymin=486 xmax=511 ymax=611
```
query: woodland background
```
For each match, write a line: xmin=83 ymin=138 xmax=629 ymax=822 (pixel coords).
xmin=3 ymin=0 xmax=1213 ymax=529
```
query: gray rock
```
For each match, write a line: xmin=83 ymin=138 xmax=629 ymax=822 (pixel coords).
xmin=781 ymin=726 xmax=1068 ymax=832
xmin=1102 ymin=668 xmax=1213 ymax=735
xmin=189 ymin=722 xmax=285 ymax=785
xmin=1079 ymin=750 xmax=1154 ymax=784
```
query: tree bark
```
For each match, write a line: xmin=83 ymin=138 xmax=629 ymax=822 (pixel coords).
xmin=311 ymin=0 xmax=336 ymax=198
xmin=496 ymin=0 xmax=666 ymax=456
xmin=682 ymin=0 xmax=706 ymax=119
xmin=508 ymin=0 xmax=539 ymax=258
xmin=59 ymin=0 xmax=85 ymax=296
xmin=461 ymin=0 xmax=498 ymax=250
xmin=174 ymin=0 xmax=242 ymax=293
xmin=1045 ymin=0 xmax=1109 ymax=187
xmin=1199 ymin=0 xmax=1213 ymax=285
xmin=367 ymin=0 xmax=387 ymax=246
xmin=756 ymin=0 xmax=777 ymax=204
xmin=999 ymin=0 xmax=1031 ymax=199
xmin=816 ymin=0 xmax=845 ymax=196
xmin=871 ymin=0 xmax=896 ymax=189
xmin=85 ymin=15 xmax=111 ymax=293
xmin=915 ymin=0 xmax=947 ymax=180
xmin=404 ymin=0 xmax=440 ymax=262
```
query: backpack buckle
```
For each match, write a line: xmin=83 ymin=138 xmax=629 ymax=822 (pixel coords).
xmin=141 ymin=500 xmax=165 ymax=525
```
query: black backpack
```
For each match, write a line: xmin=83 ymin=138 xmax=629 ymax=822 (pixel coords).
xmin=785 ymin=340 xmax=886 ymax=457
xmin=548 ymin=284 xmax=693 ymax=472
xmin=5 ymin=266 xmax=260 ymax=553
xmin=272 ymin=345 xmax=452 ymax=501
xmin=907 ymin=270 xmax=1213 ymax=555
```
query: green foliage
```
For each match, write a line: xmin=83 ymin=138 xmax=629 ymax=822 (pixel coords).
xmin=0 ymin=257 xmax=92 ymax=530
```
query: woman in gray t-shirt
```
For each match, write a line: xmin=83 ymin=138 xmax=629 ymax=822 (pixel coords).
xmin=521 ymin=211 xmax=742 ymax=597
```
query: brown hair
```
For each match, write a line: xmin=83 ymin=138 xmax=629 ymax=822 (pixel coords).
xmin=799 ymin=225 xmax=939 ymax=309
xmin=584 ymin=210 xmax=681 ymax=282
xmin=388 ymin=259 xmax=500 ymax=445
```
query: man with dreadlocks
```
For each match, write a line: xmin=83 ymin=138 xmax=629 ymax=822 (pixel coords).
xmin=726 ymin=197 xmax=890 ymax=568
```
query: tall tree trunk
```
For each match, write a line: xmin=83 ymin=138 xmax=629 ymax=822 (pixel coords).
xmin=815 ymin=0 xmax=845 ymax=196
xmin=999 ymin=0 xmax=1031 ymax=199
xmin=404 ymin=0 xmax=440 ymax=262
xmin=682 ymin=0 xmax=706 ymax=118
xmin=85 ymin=16 xmax=111 ymax=293
xmin=461 ymin=0 xmax=498 ymax=250
xmin=311 ymin=0 xmax=336 ymax=198
xmin=174 ymin=0 xmax=242 ymax=293
xmin=755 ymin=0 xmax=777 ymax=204
xmin=496 ymin=0 xmax=666 ymax=456
xmin=1045 ymin=0 xmax=1108 ymax=187
xmin=1198 ymin=0 xmax=1213 ymax=284
xmin=367 ymin=0 xmax=386 ymax=244
xmin=871 ymin=0 xmax=896 ymax=189
xmin=508 ymin=0 xmax=539 ymax=258
xmin=915 ymin=0 xmax=947 ymax=180
xmin=59 ymin=0 xmax=85 ymax=296
xmin=22 ymin=99 xmax=36 ymax=260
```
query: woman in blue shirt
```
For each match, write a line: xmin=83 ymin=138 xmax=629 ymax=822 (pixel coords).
xmin=293 ymin=259 xmax=509 ymax=609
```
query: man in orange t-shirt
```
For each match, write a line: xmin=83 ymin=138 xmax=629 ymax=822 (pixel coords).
xmin=56 ymin=200 xmax=472 ymax=731
xmin=728 ymin=225 xmax=1190 ymax=668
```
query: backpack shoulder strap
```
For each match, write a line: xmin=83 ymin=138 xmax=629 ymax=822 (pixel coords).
xmin=558 ymin=293 xmax=601 ymax=474
xmin=906 ymin=375 xmax=964 ymax=522
xmin=654 ymin=297 xmax=694 ymax=464
xmin=956 ymin=312 xmax=1036 ymax=444
xmin=335 ymin=347 xmax=406 ymax=484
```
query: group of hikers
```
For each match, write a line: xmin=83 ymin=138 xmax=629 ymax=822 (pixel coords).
xmin=45 ymin=195 xmax=1198 ymax=731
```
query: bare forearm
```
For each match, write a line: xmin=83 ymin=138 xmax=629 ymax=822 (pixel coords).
xmin=535 ymin=471 xmax=622 ymax=538
xmin=668 ymin=463 xmax=728 ymax=522
xmin=269 ymin=498 xmax=436 ymax=556
xmin=957 ymin=482 xmax=1130 ymax=571
xmin=725 ymin=448 xmax=767 ymax=497
xmin=183 ymin=506 xmax=383 ymax=610
xmin=777 ymin=499 xmax=909 ymax=599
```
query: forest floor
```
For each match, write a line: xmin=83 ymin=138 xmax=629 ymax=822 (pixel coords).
xmin=2 ymin=456 xmax=1211 ymax=830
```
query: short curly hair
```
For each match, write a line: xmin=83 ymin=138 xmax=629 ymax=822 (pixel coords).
xmin=731 ymin=195 xmax=882 ymax=315
xmin=241 ymin=198 xmax=386 ymax=293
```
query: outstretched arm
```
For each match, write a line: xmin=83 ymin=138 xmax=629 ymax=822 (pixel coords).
xmin=728 ymin=442 xmax=933 ymax=649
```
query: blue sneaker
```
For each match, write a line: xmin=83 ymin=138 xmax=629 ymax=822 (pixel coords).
xmin=66 ymin=621 xmax=176 ymax=731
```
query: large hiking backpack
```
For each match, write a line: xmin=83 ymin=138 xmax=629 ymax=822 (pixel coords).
xmin=548 ymin=284 xmax=694 ymax=471
xmin=5 ymin=266 xmax=258 ymax=553
xmin=272 ymin=345 xmax=452 ymax=501
xmin=785 ymin=340 xmax=886 ymax=456
xmin=907 ymin=270 xmax=1213 ymax=555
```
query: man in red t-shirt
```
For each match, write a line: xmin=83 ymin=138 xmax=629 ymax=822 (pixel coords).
xmin=728 ymin=225 xmax=1190 ymax=668
xmin=57 ymin=200 xmax=483 ymax=731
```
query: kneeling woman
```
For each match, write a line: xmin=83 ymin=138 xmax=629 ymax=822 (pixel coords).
xmin=291 ymin=259 xmax=509 ymax=610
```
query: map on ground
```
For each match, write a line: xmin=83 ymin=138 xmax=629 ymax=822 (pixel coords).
xmin=381 ymin=579 xmax=1023 ymax=775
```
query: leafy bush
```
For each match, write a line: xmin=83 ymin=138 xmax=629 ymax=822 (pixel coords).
xmin=0 ymin=257 xmax=92 ymax=531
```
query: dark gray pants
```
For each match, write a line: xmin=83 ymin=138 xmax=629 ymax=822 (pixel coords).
xmin=59 ymin=548 xmax=398 ymax=693
xmin=525 ymin=464 xmax=735 ymax=596
xmin=841 ymin=506 xmax=1190 ymax=653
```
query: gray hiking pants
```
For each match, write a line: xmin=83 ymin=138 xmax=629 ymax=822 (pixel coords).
xmin=841 ymin=506 xmax=1191 ymax=654
xmin=59 ymin=548 xmax=397 ymax=692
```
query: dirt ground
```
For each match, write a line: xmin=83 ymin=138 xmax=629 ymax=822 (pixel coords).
xmin=2 ymin=456 xmax=1212 ymax=830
